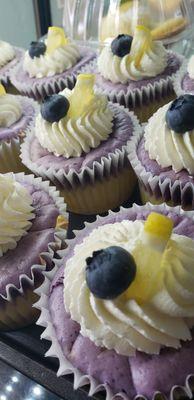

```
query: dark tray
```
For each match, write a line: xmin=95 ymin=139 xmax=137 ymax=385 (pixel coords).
xmin=0 ymin=189 xmax=142 ymax=399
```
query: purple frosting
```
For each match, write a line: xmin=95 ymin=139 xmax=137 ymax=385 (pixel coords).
xmin=48 ymin=205 xmax=194 ymax=399
xmin=0 ymin=96 xmax=36 ymax=141
xmin=181 ymin=72 xmax=194 ymax=94
xmin=95 ymin=53 xmax=181 ymax=94
xmin=0 ymin=174 xmax=60 ymax=297
xmin=28 ymin=104 xmax=133 ymax=174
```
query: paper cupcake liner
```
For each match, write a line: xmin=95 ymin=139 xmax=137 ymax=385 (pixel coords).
xmin=35 ymin=202 xmax=194 ymax=400
xmin=0 ymin=96 xmax=39 ymax=173
xmin=0 ymin=47 xmax=24 ymax=87
xmin=9 ymin=48 xmax=96 ymax=101
xmin=81 ymin=53 xmax=183 ymax=110
xmin=0 ymin=172 xmax=68 ymax=330
xmin=173 ymin=59 xmax=189 ymax=97
xmin=20 ymin=104 xmax=141 ymax=190
xmin=128 ymin=127 xmax=194 ymax=210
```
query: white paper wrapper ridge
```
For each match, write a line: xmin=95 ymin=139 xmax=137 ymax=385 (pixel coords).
xmin=0 ymin=96 xmax=39 ymax=173
xmin=35 ymin=202 xmax=194 ymax=400
xmin=0 ymin=47 xmax=24 ymax=87
xmin=0 ymin=172 xmax=68 ymax=329
xmin=80 ymin=53 xmax=184 ymax=109
xmin=20 ymin=104 xmax=142 ymax=190
xmin=128 ymin=126 xmax=194 ymax=209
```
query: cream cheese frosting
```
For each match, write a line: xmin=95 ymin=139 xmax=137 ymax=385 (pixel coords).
xmin=0 ymin=174 xmax=34 ymax=256
xmin=98 ymin=38 xmax=167 ymax=83
xmin=0 ymin=40 xmax=15 ymax=68
xmin=23 ymin=42 xmax=80 ymax=78
xmin=64 ymin=219 xmax=194 ymax=356
xmin=144 ymin=102 xmax=194 ymax=174
xmin=187 ymin=55 xmax=194 ymax=79
xmin=35 ymin=88 xmax=114 ymax=158
xmin=0 ymin=94 xmax=22 ymax=128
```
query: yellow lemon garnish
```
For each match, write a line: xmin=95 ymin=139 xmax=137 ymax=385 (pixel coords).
xmin=131 ymin=25 xmax=152 ymax=68
xmin=144 ymin=212 xmax=173 ymax=241
xmin=67 ymin=74 xmax=95 ymax=119
xmin=124 ymin=244 xmax=164 ymax=304
xmin=0 ymin=84 xmax=6 ymax=96
xmin=46 ymin=26 xmax=68 ymax=54
xmin=56 ymin=215 xmax=68 ymax=230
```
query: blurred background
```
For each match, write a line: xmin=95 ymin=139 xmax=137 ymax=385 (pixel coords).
xmin=1 ymin=0 xmax=194 ymax=56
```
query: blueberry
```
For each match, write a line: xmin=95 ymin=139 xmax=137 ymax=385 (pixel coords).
xmin=41 ymin=94 xmax=70 ymax=123
xmin=29 ymin=41 xmax=46 ymax=59
xmin=86 ymin=246 xmax=136 ymax=300
xmin=111 ymin=34 xmax=133 ymax=57
xmin=166 ymin=94 xmax=194 ymax=133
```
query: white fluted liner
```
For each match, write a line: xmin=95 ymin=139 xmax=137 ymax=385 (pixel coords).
xmin=35 ymin=202 xmax=194 ymax=400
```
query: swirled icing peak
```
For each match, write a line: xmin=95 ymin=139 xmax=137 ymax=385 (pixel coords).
xmin=23 ymin=26 xmax=80 ymax=78
xmin=0 ymin=174 xmax=34 ymax=257
xmin=0 ymin=86 xmax=22 ymax=128
xmin=145 ymin=99 xmax=194 ymax=174
xmin=98 ymin=25 xmax=167 ymax=83
xmin=0 ymin=40 xmax=15 ymax=68
xmin=64 ymin=212 xmax=194 ymax=356
xmin=35 ymin=74 xmax=114 ymax=158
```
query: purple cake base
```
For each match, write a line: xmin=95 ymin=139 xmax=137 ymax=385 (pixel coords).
xmin=48 ymin=205 xmax=194 ymax=399
xmin=181 ymin=72 xmax=194 ymax=94
xmin=94 ymin=53 xmax=182 ymax=109
xmin=136 ymin=138 xmax=194 ymax=207
xmin=0 ymin=175 xmax=60 ymax=298
xmin=10 ymin=48 xmax=96 ymax=100
xmin=29 ymin=105 xmax=132 ymax=173
xmin=0 ymin=96 xmax=36 ymax=141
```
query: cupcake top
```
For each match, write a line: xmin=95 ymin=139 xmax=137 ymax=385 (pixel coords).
xmin=64 ymin=211 xmax=194 ymax=356
xmin=144 ymin=94 xmax=194 ymax=175
xmin=35 ymin=74 xmax=114 ymax=157
xmin=187 ymin=55 xmax=194 ymax=80
xmin=0 ymin=84 xmax=22 ymax=128
xmin=0 ymin=40 xmax=15 ymax=68
xmin=0 ymin=173 xmax=34 ymax=257
xmin=97 ymin=25 xmax=167 ymax=83
xmin=23 ymin=26 xmax=80 ymax=79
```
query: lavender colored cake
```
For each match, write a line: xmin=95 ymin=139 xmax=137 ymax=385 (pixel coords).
xmin=129 ymin=94 xmax=194 ymax=209
xmin=0 ymin=47 xmax=23 ymax=87
xmin=44 ymin=203 xmax=194 ymax=399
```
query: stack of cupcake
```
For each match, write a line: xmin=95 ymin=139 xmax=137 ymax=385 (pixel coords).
xmin=1 ymin=21 xmax=194 ymax=400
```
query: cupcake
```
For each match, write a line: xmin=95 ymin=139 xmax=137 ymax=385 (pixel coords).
xmin=0 ymin=39 xmax=23 ymax=88
xmin=173 ymin=55 xmax=194 ymax=96
xmin=0 ymin=172 xmax=67 ymax=330
xmin=20 ymin=73 xmax=141 ymax=215
xmin=84 ymin=25 xmax=183 ymax=123
xmin=10 ymin=26 xmax=96 ymax=101
xmin=36 ymin=202 xmax=194 ymax=400
xmin=0 ymin=83 xmax=38 ymax=173
xmin=128 ymin=94 xmax=194 ymax=210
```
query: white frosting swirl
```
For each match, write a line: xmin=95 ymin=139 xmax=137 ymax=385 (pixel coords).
xmin=0 ymin=40 xmax=15 ymax=68
xmin=187 ymin=55 xmax=194 ymax=79
xmin=64 ymin=220 xmax=194 ymax=356
xmin=144 ymin=102 xmax=194 ymax=174
xmin=98 ymin=39 xmax=167 ymax=83
xmin=23 ymin=42 xmax=80 ymax=78
xmin=0 ymin=94 xmax=22 ymax=128
xmin=0 ymin=174 xmax=34 ymax=257
xmin=35 ymin=88 xmax=113 ymax=158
